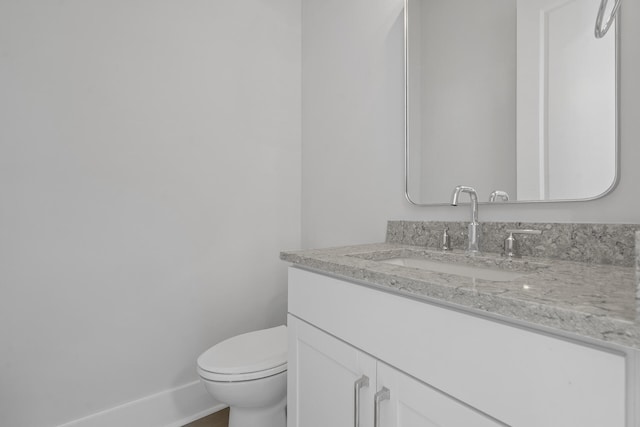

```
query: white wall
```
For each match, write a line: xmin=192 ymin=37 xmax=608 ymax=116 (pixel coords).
xmin=301 ymin=0 xmax=640 ymax=249
xmin=0 ymin=1 xmax=300 ymax=427
xmin=301 ymin=0 xmax=405 ymax=247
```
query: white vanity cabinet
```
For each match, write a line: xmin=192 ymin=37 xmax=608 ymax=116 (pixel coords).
xmin=287 ymin=267 xmax=638 ymax=427
xmin=288 ymin=317 xmax=502 ymax=427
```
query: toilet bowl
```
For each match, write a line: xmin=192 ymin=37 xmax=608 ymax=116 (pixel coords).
xmin=197 ymin=325 xmax=287 ymax=427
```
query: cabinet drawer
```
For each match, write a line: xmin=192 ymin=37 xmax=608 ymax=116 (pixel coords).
xmin=288 ymin=267 xmax=627 ymax=427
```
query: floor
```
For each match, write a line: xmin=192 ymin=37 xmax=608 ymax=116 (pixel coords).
xmin=183 ymin=408 xmax=229 ymax=427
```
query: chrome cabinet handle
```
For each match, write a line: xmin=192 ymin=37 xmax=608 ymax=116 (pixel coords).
xmin=354 ymin=375 xmax=369 ymax=427
xmin=374 ymin=387 xmax=391 ymax=427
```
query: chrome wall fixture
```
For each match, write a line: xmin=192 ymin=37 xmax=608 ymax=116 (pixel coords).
xmin=595 ymin=0 xmax=622 ymax=38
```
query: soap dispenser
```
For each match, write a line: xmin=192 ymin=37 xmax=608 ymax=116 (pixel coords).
xmin=503 ymin=232 xmax=519 ymax=258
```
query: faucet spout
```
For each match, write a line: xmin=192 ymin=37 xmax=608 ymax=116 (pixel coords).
xmin=450 ymin=185 xmax=480 ymax=253
xmin=451 ymin=185 xmax=479 ymax=224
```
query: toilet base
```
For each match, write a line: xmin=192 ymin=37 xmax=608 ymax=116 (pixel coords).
xmin=228 ymin=396 xmax=286 ymax=427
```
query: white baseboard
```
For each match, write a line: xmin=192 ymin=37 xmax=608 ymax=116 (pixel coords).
xmin=55 ymin=381 xmax=225 ymax=427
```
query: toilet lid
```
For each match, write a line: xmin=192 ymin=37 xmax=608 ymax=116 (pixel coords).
xmin=197 ymin=325 xmax=287 ymax=380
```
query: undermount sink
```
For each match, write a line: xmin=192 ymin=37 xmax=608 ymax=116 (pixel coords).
xmin=350 ymin=249 xmax=549 ymax=282
xmin=379 ymin=257 xmax=526 ymax=282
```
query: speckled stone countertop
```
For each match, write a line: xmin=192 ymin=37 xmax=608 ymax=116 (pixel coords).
xmin=281 ymin=222 xmax=640 ymax=349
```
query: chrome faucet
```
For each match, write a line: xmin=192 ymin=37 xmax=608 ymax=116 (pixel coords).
xmin=451 ymin=185 xmax=480 ymax=253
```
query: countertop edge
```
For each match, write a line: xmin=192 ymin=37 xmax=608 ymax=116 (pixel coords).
xmin=281 ymin=246 xmax=640 ymax=350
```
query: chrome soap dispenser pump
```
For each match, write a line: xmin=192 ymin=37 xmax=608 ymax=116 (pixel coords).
xmin=503 ymin=231 xmax=519 ymax=258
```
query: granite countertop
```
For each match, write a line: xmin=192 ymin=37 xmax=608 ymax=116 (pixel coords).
xmin=281 ymin=242 xmax=640 ymax=349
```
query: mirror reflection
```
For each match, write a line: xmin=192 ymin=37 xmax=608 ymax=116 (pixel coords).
xmin=405 ymin=0 xmax=618 ymax=204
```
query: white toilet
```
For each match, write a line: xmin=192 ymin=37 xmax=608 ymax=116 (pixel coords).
xmin=197 ymin=325 xmax=287 ymax=427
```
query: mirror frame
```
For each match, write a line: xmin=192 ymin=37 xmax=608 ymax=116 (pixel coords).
xmin=403 ymin=0 xmax=621 ymax=206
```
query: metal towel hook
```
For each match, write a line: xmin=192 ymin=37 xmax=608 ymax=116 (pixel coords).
xmin=595 ymin=0 xmax=622 ymax=38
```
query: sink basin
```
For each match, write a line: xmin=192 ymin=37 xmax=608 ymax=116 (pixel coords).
xmin=349 ymin=248 xmax=549 ymax=282
xmin=380 ymin=257 xmax=526 ymax=282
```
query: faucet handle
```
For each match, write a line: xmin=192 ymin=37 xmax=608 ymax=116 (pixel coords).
xmin=489 ymin=190 xmax=510 ymax=202
xmin=442 ymin=227 xmax=452 ymax=251
xmin=503 ymin=229 xmax=542 ymax=258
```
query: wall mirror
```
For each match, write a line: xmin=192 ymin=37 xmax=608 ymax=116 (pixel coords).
xmin=405 ymin=0 xmax=620 ymax=205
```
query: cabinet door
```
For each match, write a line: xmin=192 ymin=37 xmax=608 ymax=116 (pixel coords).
xmin=376 ymin=362 xmax=506 ymax=427
xmin=288 ymin=315 xmax=376 ymax=427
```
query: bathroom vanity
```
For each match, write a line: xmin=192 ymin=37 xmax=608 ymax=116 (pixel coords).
xmin=282 ymin=222 xmax=640 ymax=427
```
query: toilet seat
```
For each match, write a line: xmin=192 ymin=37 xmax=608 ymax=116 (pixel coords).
xmin=197 ymin=325 xmax=287 ymax=382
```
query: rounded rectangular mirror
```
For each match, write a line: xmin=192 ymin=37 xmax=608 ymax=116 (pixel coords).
xmin=404 ymin=0 xmax=620 ymax=205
